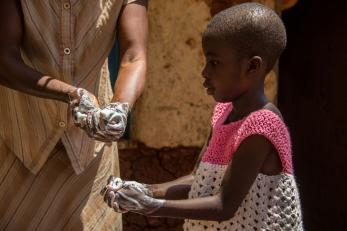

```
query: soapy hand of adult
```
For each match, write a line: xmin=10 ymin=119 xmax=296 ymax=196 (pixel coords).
xmin=70 ymin=88 xmax=99 ymax=129
xmin=70 ymin=88 xmax=129 ymax=142
xmin=98 ymin=102 xmax=129 ymax=140
xmin=101 ymin=176 xmax=165 ymax=215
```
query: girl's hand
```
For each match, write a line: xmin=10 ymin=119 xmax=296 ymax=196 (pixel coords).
xmin=101 ymin=176 xmax=128 ymax=213
xmin=113 ymin=184 xmax=165 ymax=215
xmin=101 ymin=177 xmax=153 ymax=197
xmin=101 ymin=176 xmax=163 ymax=214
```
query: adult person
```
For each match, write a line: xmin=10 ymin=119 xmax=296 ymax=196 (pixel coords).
xmin=0 ymin=0 xmax=148 ymax=230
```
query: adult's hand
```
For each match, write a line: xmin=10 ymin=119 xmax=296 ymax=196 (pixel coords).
xmin=71 ymin=89 xmax=129 ymax=142
xmin=97 ymin=102 xmax=129 ymax=140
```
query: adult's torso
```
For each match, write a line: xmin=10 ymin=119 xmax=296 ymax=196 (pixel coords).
xmin=0 ymin=0 xmax=127 ymax=174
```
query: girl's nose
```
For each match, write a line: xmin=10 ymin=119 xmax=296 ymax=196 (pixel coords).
xmin=201 ymin=66 xmax=208 ymax=79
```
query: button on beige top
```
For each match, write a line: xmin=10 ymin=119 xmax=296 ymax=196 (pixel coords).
xmin=0 ymin=0 xmax=138 ymax=175
xmin=64 ymin=48 xmax=71 ymax=55
xmin=59 ymin=121 xmax=66 ymax=127
xmin=63 ymin=2 xmax=71 ymax=9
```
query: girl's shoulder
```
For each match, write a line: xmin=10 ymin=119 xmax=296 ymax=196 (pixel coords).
xmin=239 ymin=103 xmax=289 ymax=139
xmin=261 ymin=103 xmax=284 ymax=120
xmin=237 ymin=104 xmax=293 ymax=173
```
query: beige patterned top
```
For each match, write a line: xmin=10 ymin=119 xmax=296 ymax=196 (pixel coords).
xmin=0 ymin=0 xmax=137 ymax=174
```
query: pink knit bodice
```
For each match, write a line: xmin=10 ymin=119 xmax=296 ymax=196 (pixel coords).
xmin=202 ymin=102 xmax=293 ymax=173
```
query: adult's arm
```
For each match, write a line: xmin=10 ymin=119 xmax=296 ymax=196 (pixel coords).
xmin=0 ymin=0 xmax=78 ymax=103
xmin=112 ymin=0 xmax=148 ymax=109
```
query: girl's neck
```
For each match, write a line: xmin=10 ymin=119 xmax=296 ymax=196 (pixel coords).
xmin=226 ymin=88 xmax=269 ymax=123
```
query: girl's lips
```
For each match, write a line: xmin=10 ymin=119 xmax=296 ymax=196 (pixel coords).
xmin=203 ymin=82 xmax=215 ymax=94
xmin=203 ymin=82 xmax=213 ymax=89
xmin=206 ymin=87 xmax=215 ymax=95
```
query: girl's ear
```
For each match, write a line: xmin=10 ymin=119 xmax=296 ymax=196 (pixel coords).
xmin=247 ymin=56 xmax=263 ymax=73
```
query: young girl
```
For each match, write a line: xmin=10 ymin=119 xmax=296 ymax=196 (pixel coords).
xmin=102 ymin=3 xmax=303 ymax=230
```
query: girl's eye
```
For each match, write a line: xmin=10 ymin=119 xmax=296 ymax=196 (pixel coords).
xmin=208 ymin=60 xmax=219 ymax=66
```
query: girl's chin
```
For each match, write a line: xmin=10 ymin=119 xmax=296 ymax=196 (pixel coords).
xmin=214 ymin=96 xmax=233 ymax=103
xmin=205 ymin=89 xmax=231 ymax=103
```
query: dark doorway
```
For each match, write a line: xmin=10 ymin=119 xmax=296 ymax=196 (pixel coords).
xmin=279 ymin=0 xmax=347 ymax=230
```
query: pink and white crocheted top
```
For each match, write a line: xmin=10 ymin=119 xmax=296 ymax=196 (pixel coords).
xmin=183 ymin=103 xmax=303 ymax=231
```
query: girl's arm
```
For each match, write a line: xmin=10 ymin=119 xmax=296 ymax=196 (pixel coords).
xmin=149 ymin=174 xmax=194 ymax=200
xmin=149 ymin=135 xmax=273 ymax=221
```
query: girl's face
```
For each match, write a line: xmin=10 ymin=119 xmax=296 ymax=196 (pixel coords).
xmin=202 ymin=38 xmax=252 ymax=102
